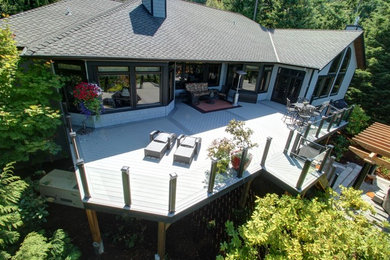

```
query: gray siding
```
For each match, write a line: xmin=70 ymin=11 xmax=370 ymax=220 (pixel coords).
xmin=153 ymin=0 xmax=166 ymax=18
xmin=142 ymin=0 xmax=152 ymax=14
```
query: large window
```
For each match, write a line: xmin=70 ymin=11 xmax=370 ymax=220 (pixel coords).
xmin=242 ymin=65 xmax=260 ymax=91
xmin=331 ymin=48 xmax=351 ymax=95
xmin=259 ymin=65 xmax=273 ymax=93
xmin=135 ymin=67 xmax=161 ymax=107
xmin=175 ymin=63 xmax=221 ymax=89
xmin=313 ymin=47 xmax=352 ymax=99
xmin=97 ymin=66 xmax=131 ymax=109
xmin=54 ymin=60 xmax=87 ymax=113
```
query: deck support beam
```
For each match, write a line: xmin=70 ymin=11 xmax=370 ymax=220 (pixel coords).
xmin=239 ymin=179 xmax=253 ymax=209
xmin=85 ymin=209 xmax=104 ymax=255
xmin=157 ymin=222 xmax=170 ymax=260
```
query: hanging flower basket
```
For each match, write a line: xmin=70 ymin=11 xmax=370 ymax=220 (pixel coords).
xmin=73 ymin=82 xmax=104 ymax=120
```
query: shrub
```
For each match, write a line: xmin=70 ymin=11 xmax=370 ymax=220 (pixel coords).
xmin=218 ymin=188 xmax=390 ymax=259
xmin=345 ymin=105 xmax=370 ymax=136
xmin=13 ymin=229 xmax=81 ymax=259
xmin=332 ymin=134 xmax=350 ymax=161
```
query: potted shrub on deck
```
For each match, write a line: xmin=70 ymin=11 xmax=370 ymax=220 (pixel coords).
xmin=226 ymin=119 xmax=257 ymax=171
xmin=207 ymin=119 xmax=257 ymax=173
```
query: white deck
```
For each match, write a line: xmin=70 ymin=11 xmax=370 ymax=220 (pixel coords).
xmin=73 ymin=101 xmax=343 ymax=221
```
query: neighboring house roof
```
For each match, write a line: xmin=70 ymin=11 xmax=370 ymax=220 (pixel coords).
xmin=2 ymin=0 xmax=363 ymax=70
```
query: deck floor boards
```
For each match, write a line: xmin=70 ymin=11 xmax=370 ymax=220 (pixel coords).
xmin=74 ymin=101 xmax=342 ymax=220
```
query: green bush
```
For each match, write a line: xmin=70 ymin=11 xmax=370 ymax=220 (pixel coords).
xmin=345 ymin=105 xmax=370 ymax=136
xmin=13 ymin=230 xmax=81 ymax=260
xmin=218 ymin=188 xmax=390 ymax=259
xmin=332 ymin=134 xmax=350 ymax=161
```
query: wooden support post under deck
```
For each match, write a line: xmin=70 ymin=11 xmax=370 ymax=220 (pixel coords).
xmin=157 ymin=222 xmax=170 ymax=260
xmin=239 ymin=179 xmax=253 ymax=209
xmin=85 ymin=209 xmax=104 ymax=254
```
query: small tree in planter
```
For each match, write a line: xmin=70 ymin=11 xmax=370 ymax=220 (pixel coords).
xmin=208 ymin=120 xmax=257 ymax=173
xmin=225 ymin=119 xmax=257 ymax=171
xmin=207 ymin=138 xmax=234 ymax=174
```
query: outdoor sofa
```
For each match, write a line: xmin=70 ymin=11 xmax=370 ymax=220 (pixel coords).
xmin=185 ymin=83 xmax=211 ymax=105
xmin=144 ymin=130 xmax=177 ymax=159
xmin=173 ymin=135 xmax=202 ymax=165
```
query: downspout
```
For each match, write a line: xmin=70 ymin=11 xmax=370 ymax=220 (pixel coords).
xmin=84 ymin=60 xmax=90 ymax=82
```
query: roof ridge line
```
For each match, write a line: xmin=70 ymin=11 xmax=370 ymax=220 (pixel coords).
xmin=26 ymin=0 xmax=134 ymax=55
xmin=268 ymin=31 xmax=280 ymax=63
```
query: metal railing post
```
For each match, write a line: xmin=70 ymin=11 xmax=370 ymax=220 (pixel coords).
xmin=261 ymin=137 xmax=272 ymax=167
xmin=327 ymin=113 xmax=337 ymax=132
xmin=284 ymin=130 xmax=295 ymax=154
xmin=290 ymin=132 xmax=302 ymax=156
xmin=303 ymin=121 xmax=312 ymax=139
xmin=296 ymin=158 xmax=313 ymax=191
xmin=336 ymin=108 xmax=347 ymax=126
xmin=66 ymin=115 xmax=73 ymax=132
xmin=168 ymin=173 xmax=177 ymax=213
xmin=69 ymin=131 xmax=80 ymax=160
xmin=237 ymin=147 xmax=248 ymax=178
xmin=76 ymin=158 xmax=91 ymax=199
xmin=345 ymin=105 xmax=355 ymax=122
xmin=207 ymin=159 xmax=218 ymax=193
xmin=318 ymin=145 xmax=334 ymax=172
xmin=121 ymin=166 xmax=131 ymax=207
xmin=315 ymin=116 xmax=326 ymax=138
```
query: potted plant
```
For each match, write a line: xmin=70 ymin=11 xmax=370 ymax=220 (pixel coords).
xmin=207 ymin=137 xmax=234 ymax=174
xmin=73 ymin=82 xmax=104 ymax=120
xmin=225 ymin=119 xmax=257 ymax=171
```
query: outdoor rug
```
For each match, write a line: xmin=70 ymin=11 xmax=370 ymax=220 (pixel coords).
xmin=188 ymin=99 xmax=240 ymax=113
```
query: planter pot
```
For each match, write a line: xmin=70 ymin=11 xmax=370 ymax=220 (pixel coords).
xmin=231 ymin=150 xmax=253 ymax=171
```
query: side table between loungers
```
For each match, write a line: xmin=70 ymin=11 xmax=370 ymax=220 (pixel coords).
xmin=173 ymin=135 xmax=202 ymax=165
xmin=144 ymin=130 xmax=176 ymax=159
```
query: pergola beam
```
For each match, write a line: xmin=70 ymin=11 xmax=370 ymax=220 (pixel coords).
xmin=349 ymin=146 xmax=390 ymax=169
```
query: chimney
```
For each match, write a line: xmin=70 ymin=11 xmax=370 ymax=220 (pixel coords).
xmin=142 ymin=0 xmax=166 ymax=18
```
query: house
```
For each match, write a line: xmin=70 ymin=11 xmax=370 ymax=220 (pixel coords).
xmin=4 ymin=0 xmax=364 ymax=128
xmin=2 ymin=0 xmax=366 ymax=257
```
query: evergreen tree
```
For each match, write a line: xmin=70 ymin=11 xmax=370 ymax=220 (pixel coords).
xmin=347 ymin=1 xmax=390 ymax=124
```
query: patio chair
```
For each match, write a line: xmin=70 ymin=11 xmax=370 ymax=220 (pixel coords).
xmin=312 ymin=100 xmax=330 ymax=118
xmin=173 ymin=135 xmax=201 ymax=165
xmin=144 ymin=130 xmax=177 ymax=159
xmin=282 ymin=98 xmax=297 ymax=122
xmin=218 ymin=85 xmax=230 ymax=101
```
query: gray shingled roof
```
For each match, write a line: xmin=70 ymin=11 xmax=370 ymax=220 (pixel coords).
xmin=2 ymin=0 xmax=362 ymax=70
xmin=3 ymin=0 xmax=122 ymax=47
xmin=271 ymin=29 xmax=362 ymax=70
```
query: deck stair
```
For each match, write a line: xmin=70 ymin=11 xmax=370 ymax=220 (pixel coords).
xmin=331 ymin=162 xmax=362 ymax=192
